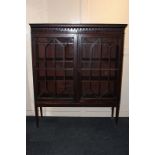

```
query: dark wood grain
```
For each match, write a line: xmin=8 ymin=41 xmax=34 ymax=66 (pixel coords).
xmin=30 ymin=24 xmax=127 ymax=126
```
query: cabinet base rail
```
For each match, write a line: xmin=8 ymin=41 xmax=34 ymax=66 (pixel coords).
xmin=34 ymin=104 xmax=120 ymax=127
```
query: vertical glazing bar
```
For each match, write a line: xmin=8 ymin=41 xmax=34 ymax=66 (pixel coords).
xmin=64 ymin=44 xmax=66 ymax=91
xmin=54 ymin=41 xmax=57 ymax=96
xmin=89 ymin=46 xmax=93 ymax=91
xmin=73 ymin=35 xmax=78 ymax=101
xmin=77 ymin=35 xmax=81 ymax=99
xmin=99 ymin=41 xmax=102 ymax=97
xmin=45 ymin=44 xmax=48 ymax=93
xmin=108 ymin=45 xmax=111 ymax=94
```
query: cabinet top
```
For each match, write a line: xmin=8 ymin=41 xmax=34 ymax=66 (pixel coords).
xmin=29 ymin=23 xmax=127 ymax=28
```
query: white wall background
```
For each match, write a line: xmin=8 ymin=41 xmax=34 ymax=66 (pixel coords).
xmin=26 ymin=0 xmax=129 ymax=117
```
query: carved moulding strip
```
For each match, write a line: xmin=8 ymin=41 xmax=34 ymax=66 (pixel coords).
xmin=30 ymin=24 xmax=126 ymax=34
xmin=32 ymin=27 xmax=123 ymax=34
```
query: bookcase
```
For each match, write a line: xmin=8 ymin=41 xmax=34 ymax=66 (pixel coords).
xmin=30 ymin=24 xmax=127 ymax=126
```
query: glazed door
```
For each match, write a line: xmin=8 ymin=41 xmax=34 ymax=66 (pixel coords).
xmin=32 ymin=34 xmax=77 ymax=100
xmin=78 ymin=34 xmax=120 ymax=100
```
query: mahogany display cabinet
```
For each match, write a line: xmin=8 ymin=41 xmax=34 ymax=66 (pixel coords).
xmin=30 ymin=24 xmax=127 ymax=126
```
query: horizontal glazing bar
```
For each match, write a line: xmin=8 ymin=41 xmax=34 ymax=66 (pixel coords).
xmin=80 ymin=77 xmax=116 ymax=80
xmin=81 ymin=58 xmax=116 ymax=61
xmin=37 ymin=59 xmax=73 ymax=62
xmin=37 ymin=42 xmax=74 ymax=45
xmin=38 ymin=77 xmax=73 ymax=80
xmin=80 ymin=68 xmax=119 ymax=71
xmin=34 ymin=68 xmax=73 ymax=70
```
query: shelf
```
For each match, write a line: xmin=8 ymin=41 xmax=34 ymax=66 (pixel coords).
xmin=36 ymin=42 xmax=74 ymax=45
xmin=37 ymin=93 xmax=74 ymax=98
xmin=81 ymin=94 xmax=115 ymax=98
xmin=80 ymin=68 xmax=119 ymax=71
xmin=38 ymin=76 xmax=73 ymax=80
xmin=34 ymin=68 xmax=73 ymax=70
xmin=81 ymin=76 xmax=117 ymax=80
xmin=81 ymin=58 xmax=116 ymax=61
xmin=37 ymin=58 xmax=73 ymax=61
xmin=37 ymin=76 xmax=116 ymax=81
